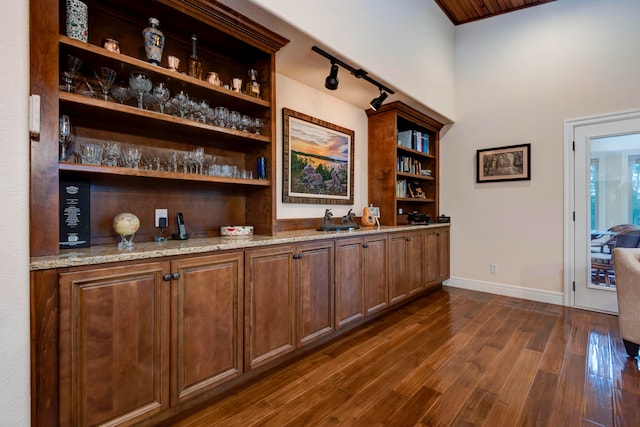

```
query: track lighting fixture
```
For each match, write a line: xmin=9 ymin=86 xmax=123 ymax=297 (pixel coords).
xmin=312 ymin=45 xmax=394 ymax=109
xmin=325 ymin=63 xmax=339 ymax=90
xmin=369 ymin=90 xmax=388 ymax=111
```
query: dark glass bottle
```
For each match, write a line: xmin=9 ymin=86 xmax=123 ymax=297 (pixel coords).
xmin=188 ymin=34 xmax=203 ymax=79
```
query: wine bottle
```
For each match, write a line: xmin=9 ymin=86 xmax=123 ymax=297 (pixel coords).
xmin=188 ymin=34 xmax=203 ymax=79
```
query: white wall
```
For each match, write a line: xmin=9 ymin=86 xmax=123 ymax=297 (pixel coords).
xmin=0 ymin=0 xmax=31 ymax=425
xmin=249 ymin=0 xmax=456 ymax=121
xmin=275 ymin=74 xmax=369 ymax=219
xmin=442 ymin=0 xmax=640 ymax=297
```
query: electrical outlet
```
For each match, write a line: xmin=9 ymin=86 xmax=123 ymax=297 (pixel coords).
xmin=490 ymin=264 xmax=498 ymax=274
xmin=155 ymin=209 xmax=168 ymax=227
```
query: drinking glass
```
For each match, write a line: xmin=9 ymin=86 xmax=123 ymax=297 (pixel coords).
xmin=152 ymin=82 xmax=170 ymax=114
xmin=129 ymin=71 xmax=152 ymax=109
xmin=94 ymin=67 xmax=116 ymax=101
xmin=229 ymin=110 xmax=241 ymax=130
xmin=240 ymin=115 xmax=251 ymax=132
xmin=254 ymin=117 xmax=264 ymax=135
xmin=61 ymin=55 xmax=83 ymax=92
xmin=111 ymin=81 xmax=131 ymax=104
xmin=214 ymin=106 xmax=229 ymax=127
xmin=80 ymin=144 xmax=103 ymax=165
xmin=103 ymin=141 xmax=121 ymax=167
xmin=59 ymin=115 xmax=73 ymax=161
xmin=121 ymin=147 xmax=141 ymax=168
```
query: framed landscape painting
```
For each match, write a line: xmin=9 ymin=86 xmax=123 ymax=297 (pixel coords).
xmin=476 ymin=143 xmax=531 ymax=183
xmin=283 ymin=108 xmax=354 ymax=204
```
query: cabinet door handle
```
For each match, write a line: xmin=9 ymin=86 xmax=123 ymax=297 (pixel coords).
xmin=172 ymin=272 xmax=181 ymax=280
xmin=363 ymin=243 xmax=369 ymax=248
xmin=293 ymin=253 xmax=302 ymax=259
xmin=406 ymin=237 xmax=412 ymax=241
xmin=163 ymin=274 xmax=172 ymax=281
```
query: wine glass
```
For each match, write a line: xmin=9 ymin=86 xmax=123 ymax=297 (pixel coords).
xmin=94 ymin=67 xmax=117 ymax=101
xmin=214 ymin=106 xmax=228 ymax=127
xmin=240 ymin=115 xmax=251 ymax=132
xmin=111 ymin=81 xmax=131 ymax=104
xmin=61 ymin=55 xmax=83 ymax=92
xmin=152 ymin=82 xmax=170 ymax=114
xmin=128 ymin=71 xmax=152 ymax=109
xmin=229 ymin=110 xmax=241 ymax=130
xmin=58 ymin=115 xmax=74 ymax=161
xmin=254 ymin=117 xmax=264 ymax=135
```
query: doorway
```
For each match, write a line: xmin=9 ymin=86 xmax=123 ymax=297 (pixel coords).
xmin=565 ymin=110 xmax=640 ymax=313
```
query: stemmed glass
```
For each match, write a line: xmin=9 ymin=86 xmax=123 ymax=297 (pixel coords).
xmin=229 ymin=110 xmax=241 ymax=130
xmin=94 ymin=67 xmax=116 ymax=101
xmin=58 ymin=115 xmax=74 ymax=161
xmin=111 ymin=81 xmax=131 ymax=104
xmin=254 ymin=117 xmax=264 ymax=135
xmin=128 ymin=71 xmax=152 ymax=109
xmin=215 ymin=107 xmax=229 ymax=127
xmin=240 ymin=115 xmax=251 ymax=132
xmin=61 ymin=55 xmax=83 ymax=92
xmin=152 ymin=83 xmax=170 ymax=114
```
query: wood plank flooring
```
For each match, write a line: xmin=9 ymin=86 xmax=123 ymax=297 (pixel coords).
xmin=173 ymin=287 xmax=640 ymax=426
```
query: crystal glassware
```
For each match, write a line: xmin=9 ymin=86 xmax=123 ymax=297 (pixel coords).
xmin=254 ymin=117 xmax=264 ymax=135
xmin=121 ymin=146 xmax=141 ymax=168
xmin=103 ymin=141 xmax=121 ymax=167
xmin=59 ymin=115 xmax=74 ymax=162
xmin=152 ymin=82 xmax=170 ymax=114
xmin=111 ymin=81 xmax=131 ymax=104
xmin=214 ymin=106 xmax=229 ymax=127
xmin=229 ymin=110 xmax=241 ymax=130
xmin=129 ymin=71 xmax=153 ymax=109
xmin=94 ymin=67 xmax=117 ymax=101
xmin=61 ymin=55 xmax=83 ymax=92
xmin=240 ymin=115 xmax=251 ymax=132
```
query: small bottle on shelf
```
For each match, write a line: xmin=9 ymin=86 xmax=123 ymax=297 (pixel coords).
xmin=246 ymin=69 xmax=261 ymax=99
xmin=187 ymin=34 xmax=203 ymax=79
xmin=142 ymin=17 xmax=164 ymax=65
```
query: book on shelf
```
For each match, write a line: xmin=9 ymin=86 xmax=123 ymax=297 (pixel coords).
xmin=397 ymin=130 xmax=430 ymax=154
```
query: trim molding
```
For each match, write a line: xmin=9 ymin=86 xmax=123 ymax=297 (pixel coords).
xmin=444 ymin=277 xmax=564 ymax=306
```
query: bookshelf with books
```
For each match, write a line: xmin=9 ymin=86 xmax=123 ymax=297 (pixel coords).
xmin=367 ymin=101 xmax=444 ymax=225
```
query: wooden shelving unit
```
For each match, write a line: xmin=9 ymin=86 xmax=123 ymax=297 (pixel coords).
xmin=366 ymin=101 xmax=445 ymax=225
xmin=29 ymin=0 xmax=288 ymax=255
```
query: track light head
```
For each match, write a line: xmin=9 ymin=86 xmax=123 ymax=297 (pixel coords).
xmin=325 ymin=63 xmax=339 ymax=90
xmin=369 ymin=91 xmax=388 ymax=111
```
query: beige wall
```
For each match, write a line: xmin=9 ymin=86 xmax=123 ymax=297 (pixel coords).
xmin=442 ymin=0 xmax=640 ymax=299
xmin=249 ymin=0 xmax=456 ymax=121
xmin=0 ymin=0 xmax=30 ymax=424
xmin=275 ymin=74 xmax=369 ymax=219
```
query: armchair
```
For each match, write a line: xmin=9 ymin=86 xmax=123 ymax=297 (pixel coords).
xmin=613 ymin=248 xmax=640 ymax=357
xmin=592 ymin=228 xmax=640 ymax=286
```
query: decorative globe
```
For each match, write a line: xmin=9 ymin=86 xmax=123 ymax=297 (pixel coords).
xmin=113 ymin=212 xmax=140 ymax=248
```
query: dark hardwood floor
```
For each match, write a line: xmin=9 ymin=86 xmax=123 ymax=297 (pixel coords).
xmin=173 ymin=287 xmax=640 ymax=426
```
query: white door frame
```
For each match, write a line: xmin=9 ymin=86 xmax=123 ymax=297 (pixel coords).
xmin=564 ymin=108 xmax=640 ymax=311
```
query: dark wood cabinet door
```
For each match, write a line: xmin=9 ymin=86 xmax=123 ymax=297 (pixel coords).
xmin=406 ymin=231 xmax=425 ymax=295
xmin=364 ymin=235 xmax=388 ymax=315
xmin=297 ymin=241 xmax=334 ymax=346
xmin=389 ymin=233 xmax=409 ymax=304
xmin=424 ymin=229 xmax=439 ymax=285
xmin=58 ymin=261 xmax=170 ymax=427
xmin=171 ymin=252 xmax=243 ymax=404
xmin=245 ymin=246 xmax=296 ymax=370
xmin=438 ymin=227 xmax=451 ymax=282
xmin=335 ymin=237 xmax=365 ymax=328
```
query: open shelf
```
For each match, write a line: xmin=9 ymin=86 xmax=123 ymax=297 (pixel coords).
xmin=59 ymin=91 xmax=270 ymax=146
xmin=59 ymin=162 xmax=270 ymax=186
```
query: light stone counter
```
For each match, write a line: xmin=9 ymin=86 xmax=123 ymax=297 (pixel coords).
xmin=30 ymin=224 xmax=449 ymax=271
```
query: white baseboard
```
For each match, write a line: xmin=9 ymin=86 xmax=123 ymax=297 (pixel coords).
xmin=443 ymin=277 xmax=565 ymax=306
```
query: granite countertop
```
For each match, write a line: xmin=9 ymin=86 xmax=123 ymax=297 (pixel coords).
xmin=29 ymin=224 xmax=450 ymax=271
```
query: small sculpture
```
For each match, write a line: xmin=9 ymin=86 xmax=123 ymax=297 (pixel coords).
xmin=318 ymin=208 xmax=359 ymax=231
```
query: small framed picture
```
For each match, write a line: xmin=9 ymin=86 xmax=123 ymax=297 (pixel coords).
xmin=476 ymin=143 xmax=531 ymax=183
